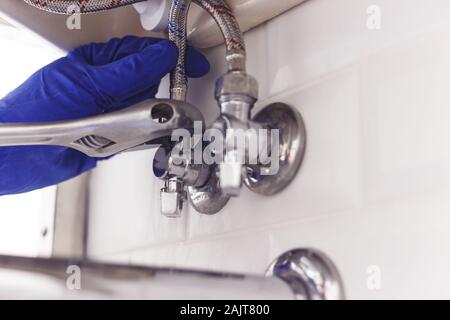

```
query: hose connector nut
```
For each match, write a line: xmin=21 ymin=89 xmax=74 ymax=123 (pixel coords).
xmin=215 ymin=72 xmax=259 ymax=102
xmin=160 ymin=178 xmax=187 ymax=218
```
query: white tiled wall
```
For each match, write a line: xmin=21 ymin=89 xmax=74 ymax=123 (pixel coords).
xmin=87 ymin=0 xmax=450 ymax=299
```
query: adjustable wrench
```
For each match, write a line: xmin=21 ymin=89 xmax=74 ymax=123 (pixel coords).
xmin=0 ymin=99 xmax=203 ymax=157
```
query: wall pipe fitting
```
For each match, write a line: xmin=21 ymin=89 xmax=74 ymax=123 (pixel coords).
xmin=164 ymin=0 xmax=256 ymax=206
xmin=213 ymin=70 xmax=259 ymax=196
xmin=167 ymin=0 xmax=258 ymax=198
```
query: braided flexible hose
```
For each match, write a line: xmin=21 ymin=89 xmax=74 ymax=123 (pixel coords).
xmin=168 ymin=0 xmax=246 ymax=100
xmin=23 ymin=0 xmax=246 ymax=100
xmin=194 ymin=0 xmax=245 ymax=72
xmin=23 ymin=0 xmax=147 ymax=14
xmin=168 ymin=0 xmax=191 ymax=101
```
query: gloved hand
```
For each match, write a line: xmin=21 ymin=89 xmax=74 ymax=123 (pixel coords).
xmin=0 ymin=36 xmax=210 ymax=195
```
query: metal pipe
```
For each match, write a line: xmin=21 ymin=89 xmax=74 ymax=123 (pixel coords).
xmin=0 ymin=255 xmax=293 ymax=299
xmin=0 ymin=249 xmax=345 ymax=300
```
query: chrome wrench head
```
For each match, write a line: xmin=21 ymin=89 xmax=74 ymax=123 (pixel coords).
xmin=0 ymin=99 xmax=204 ymax=158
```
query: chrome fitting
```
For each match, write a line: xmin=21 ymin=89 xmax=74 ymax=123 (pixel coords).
xmin=213 ymin=71 xmax=259 ymax=196
xmin=215 ymin=72 xmax=258 ymax=105
xmin=154 ymin=143 xmax=211 ymax=217
xmin=160 ymin=177 xmax=186 ymax=218
xmin=219 ymin=152 xmax=245 ymax=196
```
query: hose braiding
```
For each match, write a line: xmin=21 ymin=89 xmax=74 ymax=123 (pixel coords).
xmin=194 ymin=0 xmax=246 ymax=72
xmin=168 ymin=0 xmax=246 ymax=101
xmin=23 ymin=0 xmax=247 ymax=99
xmin=168 ymin=0 xmax=191 ymax=101
xmin=23 ymin=0 xmax=146 ymax=14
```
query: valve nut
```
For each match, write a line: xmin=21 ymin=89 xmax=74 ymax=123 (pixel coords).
xmin=215 ymin=72 xmax=259 ymax=102
xmin=160 ymin=178 xmax=186 ymax=218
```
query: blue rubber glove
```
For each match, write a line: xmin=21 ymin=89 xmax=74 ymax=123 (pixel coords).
xmin=0 ymin=36 xmax=210 ymax=195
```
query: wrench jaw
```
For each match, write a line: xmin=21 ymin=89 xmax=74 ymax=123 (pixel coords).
xmin=0 ymin=98 xmax=205 ymax=158
xmin=77 ymin=99 xmax=204 ymax=157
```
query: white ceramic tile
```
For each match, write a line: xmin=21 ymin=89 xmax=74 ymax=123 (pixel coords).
xmin=187 ymin=45 xmax=224 ymax=126
xmin=360 ymin=30 xmax=450 ymax=203
xmin=100 ymin=185 xmax=450 ymax=299
xmin=128 ymin=231 xmax=270 ymax=275
xmin=244 ymin=24 xmax=269 ymax=101
xmin=266 ymin=0 xmax=450 ymax=97
xmin=87 ymin=149 xmax=188 ymax=256
xmin=91 ymin=252 xmax=132 ymax=265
